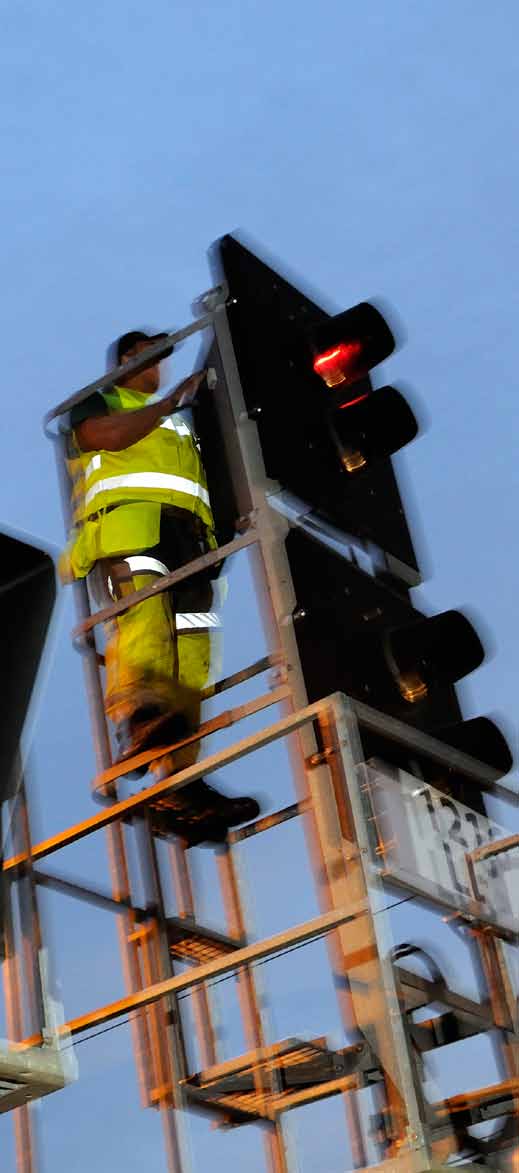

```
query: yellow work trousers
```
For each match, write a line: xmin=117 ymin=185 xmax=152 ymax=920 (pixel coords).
xmin=93 ymin=559 xmax=214 ymax=771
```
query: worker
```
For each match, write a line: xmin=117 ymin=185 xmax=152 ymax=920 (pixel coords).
xmin=62 ymin=329 xmax=260 ymax=844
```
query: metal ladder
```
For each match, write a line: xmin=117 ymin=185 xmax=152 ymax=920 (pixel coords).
xmin=4 ymin=290 xmax=514 ymax=1172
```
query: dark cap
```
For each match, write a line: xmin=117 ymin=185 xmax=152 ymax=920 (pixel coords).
xmin=116 ymin=330 xmax=175 ymax=363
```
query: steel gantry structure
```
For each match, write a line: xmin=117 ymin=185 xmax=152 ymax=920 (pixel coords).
xmin=1 ymin=263 xmax=518 ymax=1172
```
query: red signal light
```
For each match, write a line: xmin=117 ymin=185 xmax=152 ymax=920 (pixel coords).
xmin=313 ymin=341 xmax=363 ymax=388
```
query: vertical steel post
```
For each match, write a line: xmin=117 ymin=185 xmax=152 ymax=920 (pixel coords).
xmin=328 ymin=698 xmax=433 ymax=1144
xmin=13 ymin=778 xmax=46 ymax=1044
xmin=53 ymin=433 xmax=157 ymax=1106
xmin=3 ymin=868 xmax=36 ymax=1173
xmin=468 ymin=870 xmax=519 ymax=1170
xmin=168 ymin=839 xmax=219 ymax=1071
xmin=136 ymin=815 xmax=191 ymax=1172
xmin=216 ymin=845 xmax=292 ymax=1173
xmin=4 ymin=760 xmax=49 ymax=1173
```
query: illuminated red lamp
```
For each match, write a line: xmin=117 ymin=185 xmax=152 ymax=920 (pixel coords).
xmin=313 ymin=341 xmax=364 ymax=388
xmin=311 ymin=302 xmax=396 ymax=390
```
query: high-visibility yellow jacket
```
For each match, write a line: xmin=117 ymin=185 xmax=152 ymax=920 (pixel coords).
xmin=62 ymin=385 xmax=216 ymax=581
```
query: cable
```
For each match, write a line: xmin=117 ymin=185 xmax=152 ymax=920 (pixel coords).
xmin=376 ymin=893 xmax=414 ymax=915
xmin=61 ymin=892 xmax=416 ymax=1047
xmin=62 ymin=1017 xmax=133 ymax=1050
xmin=175 ymin=893 xmax=414 ymax=1000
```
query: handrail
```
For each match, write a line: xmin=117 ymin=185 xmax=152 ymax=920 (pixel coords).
xmin=43 ymin=311 xmax=217 ymax=434
xmin=5 ymin=691 xmax=517 ymax=873
xmin=17 ymin=902 xmax=368 ymax=1047
xmin=91 ymin=684 xmax=291 ymax=799
xmin=3 ymin=693 xmax=322 ymax=874
xmin=468 ymin=830 xmax=519 ymax=863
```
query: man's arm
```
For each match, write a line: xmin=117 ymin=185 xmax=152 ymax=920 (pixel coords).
xmin=74 ymin=372 xmax=206 ymax=453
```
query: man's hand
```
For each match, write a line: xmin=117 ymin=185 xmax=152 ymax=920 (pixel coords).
xmin=74 ymin=369 xmax=209 ymax=453
xmin=164 ymin=369 xmax=207 ymax=413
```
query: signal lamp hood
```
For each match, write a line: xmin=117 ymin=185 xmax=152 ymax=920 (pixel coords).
xmin=435 ymin=716 xmax=513 ymax=776
xmin=386 ymin=611 xmax=485 ymax=704
xmin=333 ymin=386 xmax=418 ymax=473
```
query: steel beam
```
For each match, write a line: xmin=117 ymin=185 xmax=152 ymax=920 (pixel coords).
xmin=18 ymin=902 xmax=366 ymax=1047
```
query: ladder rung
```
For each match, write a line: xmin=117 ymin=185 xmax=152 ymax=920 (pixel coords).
xmin=201 ymin=653 xmax=284 ymax=700
xmin=73 ymin=531 xmax=258 ymax=643
xmin=228 ymin=800 xmax=311 ymax=844
xmin=92 ymin=684 xmax=290 ymax=796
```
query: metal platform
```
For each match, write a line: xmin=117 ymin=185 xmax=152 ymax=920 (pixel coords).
xmin=4 ymin=691 xmax=518 ymax=1172
xmin=0 ymin=1042 xmax=71 ymax=1114
xmin=183 ymin=1036 xmax=376 ymax=1124
xmin=166 ymin=916 xmax=244 ymax=964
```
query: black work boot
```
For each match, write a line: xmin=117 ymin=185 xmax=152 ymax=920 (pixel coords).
xmin=150 ymin=804 xmax=228 ymax=848
xmin=149 ymin=778 xmax=260 ymax=845
xmin=115 ymin=708 xmax=191 ymax=775
xmin=185 ymin=779 xmax=260 ymax=827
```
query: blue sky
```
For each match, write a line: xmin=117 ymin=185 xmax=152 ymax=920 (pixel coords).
xmin=1 ymin=2 xmax=519 ymax=1169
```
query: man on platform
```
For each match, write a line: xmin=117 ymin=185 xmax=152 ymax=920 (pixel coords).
xmin=63 ymin=330 xmax=259 ymax=844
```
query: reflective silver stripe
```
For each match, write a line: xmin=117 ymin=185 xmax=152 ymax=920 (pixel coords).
xmin=84 ymin=472 xmax=211 ymax=510
xmin=176 ymin=612 xmax=222 ymax=630
xmin=124 ymin=555 xmax=169 ymax=576
xmin=160 ymin=418 xmax=191 ymax=436
xmin=85 ymin=454 xmax=101 ymax=479
xmin=122 ymin=558 xmax=222 ymax=628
